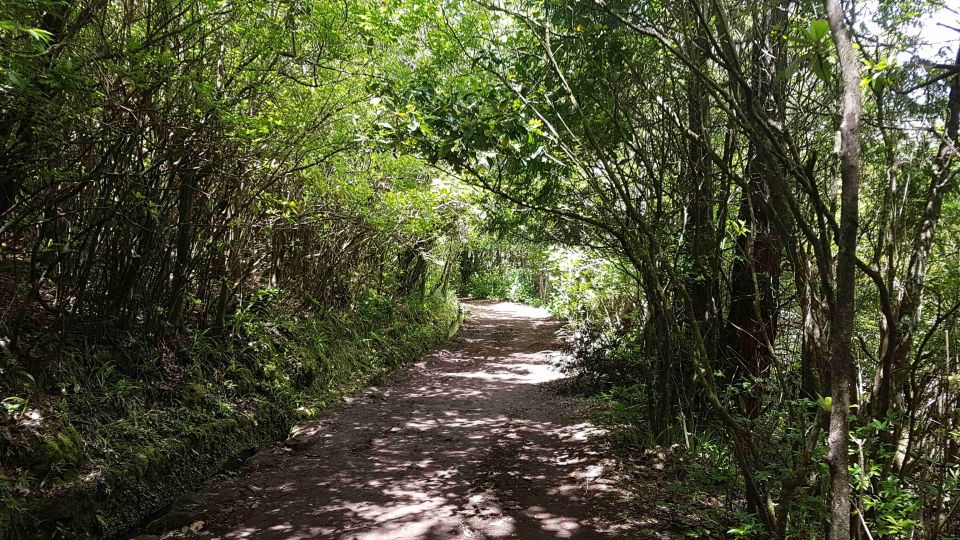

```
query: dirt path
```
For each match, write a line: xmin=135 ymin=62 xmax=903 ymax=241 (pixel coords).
xmin=163 ymin=301 xmax=639 ymax=539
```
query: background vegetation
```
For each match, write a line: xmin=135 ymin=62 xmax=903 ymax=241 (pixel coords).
xmin=2 ymin=0 xmax=960 ymax=538
xmin=0 ymin=1 xmax=468 ymax=536
xmin=376 ymin=0 xmax=960 ymax=538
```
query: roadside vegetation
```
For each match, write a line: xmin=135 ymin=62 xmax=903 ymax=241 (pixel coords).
xmin=2 ymin=0 xmax=960 ymax=538
xmin=0 ymin=2 xmax=466 ymax=535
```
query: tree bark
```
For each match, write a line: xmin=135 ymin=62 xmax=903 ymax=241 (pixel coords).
xmin=826 ymin=0 xmax=862 ymax=538
xmin=168 ymin=167 xmax=203 ymax=329
xmin=723 ymin=0 xmax=788 ymax=419
xmin=681 ymin=10 xmax=716 ymax=340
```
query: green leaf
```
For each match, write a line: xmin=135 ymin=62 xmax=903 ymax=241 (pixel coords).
xmin=810 ymin=54 xmax=832 ymax=83
xmin=6 ymin=70 xmax=26 ymax=88
xmin=808 ymin=19 xmax=830 ymax=42
xmin=25 ymin=27 xmax=53 ymax=43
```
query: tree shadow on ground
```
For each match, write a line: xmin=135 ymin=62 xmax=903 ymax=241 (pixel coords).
xmin=169 ymin=301 xmax=658 ymax=539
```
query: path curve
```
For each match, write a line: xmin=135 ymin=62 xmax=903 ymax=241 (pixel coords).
xmin=167 ymin=301 xmax=635 ymax=539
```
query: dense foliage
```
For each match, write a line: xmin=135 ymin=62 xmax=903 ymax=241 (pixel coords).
xmin=0 ymin=1 xmax=467 ymax=536
xmin=2 ymin=0 xmax=960 ymax=538
xmin=372 ymin=0 xmax=960 ymax=538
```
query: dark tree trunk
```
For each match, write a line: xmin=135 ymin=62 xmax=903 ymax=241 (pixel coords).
xmin=168 ymin=168 xmax=202 ymax=329
xmin=681 ymin=21 xmax=717 ymax=353
xmin=722 ymin=0 xmax=787 ymax=419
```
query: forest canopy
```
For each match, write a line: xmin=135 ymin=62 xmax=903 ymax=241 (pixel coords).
xmin=2 ymin=0 xmax=960 ymax=538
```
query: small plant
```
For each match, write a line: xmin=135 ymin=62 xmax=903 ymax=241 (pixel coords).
xmin=727 ymin=511 xmax=762 ymax=538
xmin=1 ymin=396 xmax=28 ymax=419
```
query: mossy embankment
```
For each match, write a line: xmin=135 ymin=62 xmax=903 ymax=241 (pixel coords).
xmin=0 ymin=293 xmax=463 ymax=539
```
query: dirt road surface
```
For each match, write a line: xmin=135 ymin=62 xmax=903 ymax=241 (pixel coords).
xmin=163 ymin=301 xmax=640 ymax=539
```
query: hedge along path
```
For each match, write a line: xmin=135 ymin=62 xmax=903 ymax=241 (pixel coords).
xmin=159 ymin=301 xmax=641 ymax=539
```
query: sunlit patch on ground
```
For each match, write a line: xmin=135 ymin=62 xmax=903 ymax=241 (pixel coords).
xmin=165 ymin=301 xmax=655 ymax=539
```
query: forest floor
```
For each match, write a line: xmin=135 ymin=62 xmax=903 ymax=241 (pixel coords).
xmin=145 ymin=301 xmax=696 ymax=539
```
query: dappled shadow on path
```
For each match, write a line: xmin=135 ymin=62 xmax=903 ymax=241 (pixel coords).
xmin=169 ymin=301 xmax=644 ymax=539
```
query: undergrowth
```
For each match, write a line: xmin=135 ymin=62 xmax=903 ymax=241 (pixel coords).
xmin=0 ymin=291 xmax=460 ymax=538
xmin=559 ymin=319 xmax=739 ymax=538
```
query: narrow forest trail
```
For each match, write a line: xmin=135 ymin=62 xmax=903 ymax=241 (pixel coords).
xmin=162 ymin=301 xmax=646 ymax=539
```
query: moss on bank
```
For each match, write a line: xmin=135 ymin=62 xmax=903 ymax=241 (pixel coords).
xmin=0 ymin=293 xmax=462 ymax=539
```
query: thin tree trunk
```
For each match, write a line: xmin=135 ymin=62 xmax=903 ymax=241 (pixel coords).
xmin=682 ymin=8 xmax=715 ymax=341
xmin=826 ymin=1 xmax=862 ymax=537
xmin=168 ymin=168 xmax=202 ymax=329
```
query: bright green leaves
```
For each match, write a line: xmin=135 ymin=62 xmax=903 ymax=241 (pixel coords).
xmin=22 ymin=26 xmax=52 ymax=43
xmin=786 ymin=18 xmax=837 ymax=84
xmin=0 ymin=19 xmax=52 ymax=45
xmin=788 ymin=16 xmax=894 ymax=93
xmin=261 ymin=192 xmax=302 ymax=223
xmin=819 ymin=395 xmax=833 ymax=412
xmin=807 ymin=18 xmax=830 ymax=43
xmin=0 ymin=15 xmax=54 ymax=90
xmin=726 ymin=216 xmax=750 ymax=240
xmin=861 ymin=53 xmax=896 ymax=94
